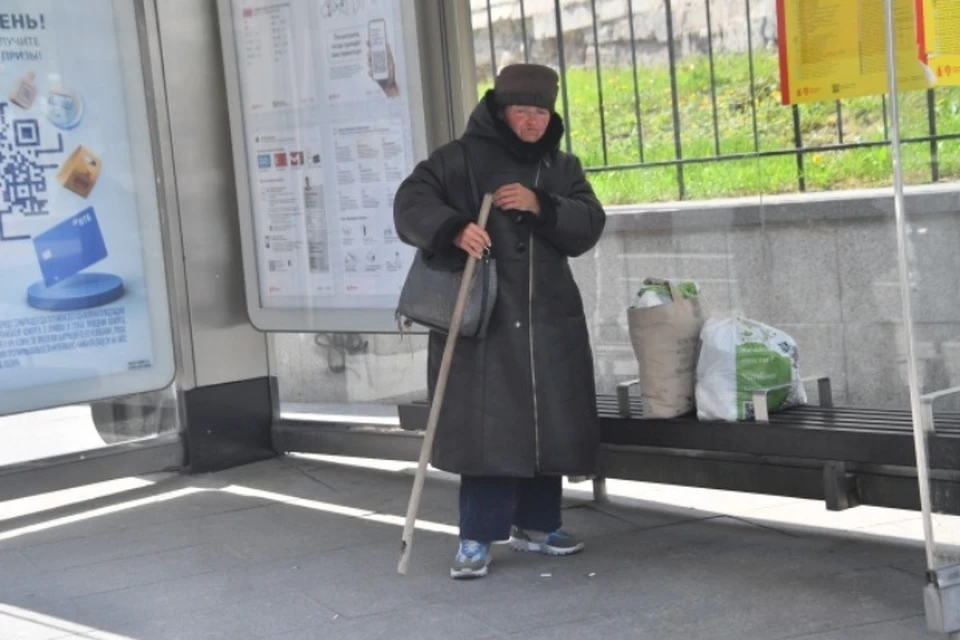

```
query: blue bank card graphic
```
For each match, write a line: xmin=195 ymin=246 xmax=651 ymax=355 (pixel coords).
xmin=32 ymin=206 xmax=108 ymax=287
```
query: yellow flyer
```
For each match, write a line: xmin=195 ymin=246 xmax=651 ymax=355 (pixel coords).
xmin=918 ymin=0 xmax=960 ymax=85
xmin=777 ymin=0 xmax=928 ymax=105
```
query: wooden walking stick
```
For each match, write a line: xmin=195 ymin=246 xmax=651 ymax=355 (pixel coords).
xmin=398 ymin=192 xmax=494 ymax=575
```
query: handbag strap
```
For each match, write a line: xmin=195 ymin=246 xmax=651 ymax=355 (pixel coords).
xmin=455 ymin=140 xmax=480 ymax=217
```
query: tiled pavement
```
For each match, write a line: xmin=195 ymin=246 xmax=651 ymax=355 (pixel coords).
xmin=0 ymin=454 xmax=948 ymax=639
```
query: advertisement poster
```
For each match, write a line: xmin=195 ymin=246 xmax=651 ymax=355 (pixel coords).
xmin=777 ymin=0 xmax=928 ymax=104
xmin=236 ymin=0 xmax=317 ymax=114
xmin=918 ymin=0 xmax=960 ymax=86
xmin=0 ymin=1 xmax=173 ymax=413
xmin=332 ymin=119 xmax=408 ymax=296
xmin=320 ymin=0 xmax=400 ymax=105
xmin=231 ymin=0 xmax=419 ymax=314
xmin=251 ymin=126 xmax=334 ymax=298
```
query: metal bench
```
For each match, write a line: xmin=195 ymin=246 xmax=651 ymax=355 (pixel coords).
xmin=397 ymin=376 xmax=960 ymax=515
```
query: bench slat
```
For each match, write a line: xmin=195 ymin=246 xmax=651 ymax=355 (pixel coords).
xmin=596 ymin=399 xmax=960 ymax=431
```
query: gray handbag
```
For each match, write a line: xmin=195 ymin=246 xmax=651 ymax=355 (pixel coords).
xmin=396 ymin=142 xmax=497 ymax=339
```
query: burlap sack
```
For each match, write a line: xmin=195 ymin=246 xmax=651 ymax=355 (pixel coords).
xmin=627 ymin=280 xmax=709 ymax=418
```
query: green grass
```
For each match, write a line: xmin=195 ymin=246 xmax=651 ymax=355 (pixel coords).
xmin=480 ymin=52 xmax=960 ymax=205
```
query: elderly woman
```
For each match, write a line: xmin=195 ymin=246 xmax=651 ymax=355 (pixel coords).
xmin=393 ymin=63 xmax=606 ymax=579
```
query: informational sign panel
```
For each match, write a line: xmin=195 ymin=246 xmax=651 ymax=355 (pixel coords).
xmin=0 ymin=0 xmax=176 ymax=417
xmin=218 ymin=0 xmax=429 ymax=332
xmin=918 ymin=0 xmax=960 ymax=86
xmin=777 ymin=0 xmax=928 ymax=104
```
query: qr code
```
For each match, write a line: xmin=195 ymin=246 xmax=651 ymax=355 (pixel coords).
xmin=0 ymin=102 xmax=64 ymax=240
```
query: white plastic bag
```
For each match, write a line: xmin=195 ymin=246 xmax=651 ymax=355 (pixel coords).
xmin=695 ymin=316 xmax=807 ymax=422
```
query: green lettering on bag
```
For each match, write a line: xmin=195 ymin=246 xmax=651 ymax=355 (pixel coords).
xmin=735 ymin=341 xmax=791 ymax=421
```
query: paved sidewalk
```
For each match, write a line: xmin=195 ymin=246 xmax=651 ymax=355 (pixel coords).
xmin=0 ymin=454 xmax=946 ymax=639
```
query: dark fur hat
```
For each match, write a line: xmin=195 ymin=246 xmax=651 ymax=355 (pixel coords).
xmin=494 ymin=63 xmax=559 ymax=111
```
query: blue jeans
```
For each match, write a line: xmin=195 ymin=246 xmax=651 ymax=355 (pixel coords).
xmin=458 ymin=474 xmax=563 ymax=543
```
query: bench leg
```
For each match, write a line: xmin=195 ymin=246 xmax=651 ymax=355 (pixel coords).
xmin=592 ymin=477 xmax=608 ymax=504
xmin=824 ymin=462 xmax=859 ymax=511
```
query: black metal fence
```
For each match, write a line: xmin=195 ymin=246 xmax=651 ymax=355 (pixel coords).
xmin=473 ymin=0 xmax=960 ymax=200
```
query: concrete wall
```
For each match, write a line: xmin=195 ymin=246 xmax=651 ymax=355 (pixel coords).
xmin=276 ymin=185 xmax=960 ymax=412
xmin=470 ymin=0 xmax=778 ymax=77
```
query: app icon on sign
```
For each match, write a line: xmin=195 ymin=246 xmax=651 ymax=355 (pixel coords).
xmin=43 ymin=76 xmax=84 ymax=130
xmin=8 ymin=70 xmax=37 ymax=109
xmin=58 ymin=145 xmax=103 ymax=198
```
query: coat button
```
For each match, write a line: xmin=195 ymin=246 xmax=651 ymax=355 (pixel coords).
xmin=515 ymin=214 xmax=523 ymax=224
xmin=515 ymin=321 xmax=522 ymax=328
xmin=515 ymin=241 xmax=526 ymax=253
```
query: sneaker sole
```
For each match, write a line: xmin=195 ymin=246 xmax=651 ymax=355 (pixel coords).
xmin=508 ymin=538 xmax=585 ymax=556
xmin=450 ymin=563 xmax=490 ymax=579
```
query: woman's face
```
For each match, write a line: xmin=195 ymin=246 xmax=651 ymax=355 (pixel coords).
xmin=504 ymin=105 xmax=551 ymax=143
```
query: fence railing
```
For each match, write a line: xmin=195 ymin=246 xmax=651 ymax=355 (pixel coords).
xmin=472 ymin=0 xmax=960 ymax=201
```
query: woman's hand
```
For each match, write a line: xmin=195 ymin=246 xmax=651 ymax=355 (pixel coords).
xmin=494 ymin=183 xmax=540 ymax=214
xmin=454 ymin=222 xmax=491 ymax=260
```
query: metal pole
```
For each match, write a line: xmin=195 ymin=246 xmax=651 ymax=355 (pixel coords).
xmin=792 ymin=105 xmax=806 ymax=191
xmin=744 ymin=0 xmax=759 ymax=153
xmin=627 ymin=0 xmax=645 ymax=162
xmin=835 ymin=101 xmax=844 ymax=144
xmin=881 ymin=0 xmax=935 ymax=570
xmin=590 ymin=0 xmax=608 ymax=165
xmin=664 ymin=0 xmax=685 ymax=199
xmin=882 ymin=95 xmax=890 ymax=139
xmin=485 ymin=0 xmax=496 ymax=78
xmin=706 ymin=0 xmax=720 ymax=155
xmin=926 ymin=89 xmax=940 ymax=182
xmin=553 ymin=0 xmax=573 ymax=153
xmin=519 ymin=0 xmax=529 ymax=63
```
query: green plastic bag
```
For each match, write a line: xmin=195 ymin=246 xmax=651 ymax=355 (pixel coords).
xmin=695 ymin=317 xmax=807 ymax=422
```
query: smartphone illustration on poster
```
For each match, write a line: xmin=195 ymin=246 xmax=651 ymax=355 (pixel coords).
xmin=368 ymin=18 xmax=389 ymax=82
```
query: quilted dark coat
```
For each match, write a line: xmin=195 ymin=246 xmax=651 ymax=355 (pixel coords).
xmin=393 ymin=91 xmax=606 ymax=477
